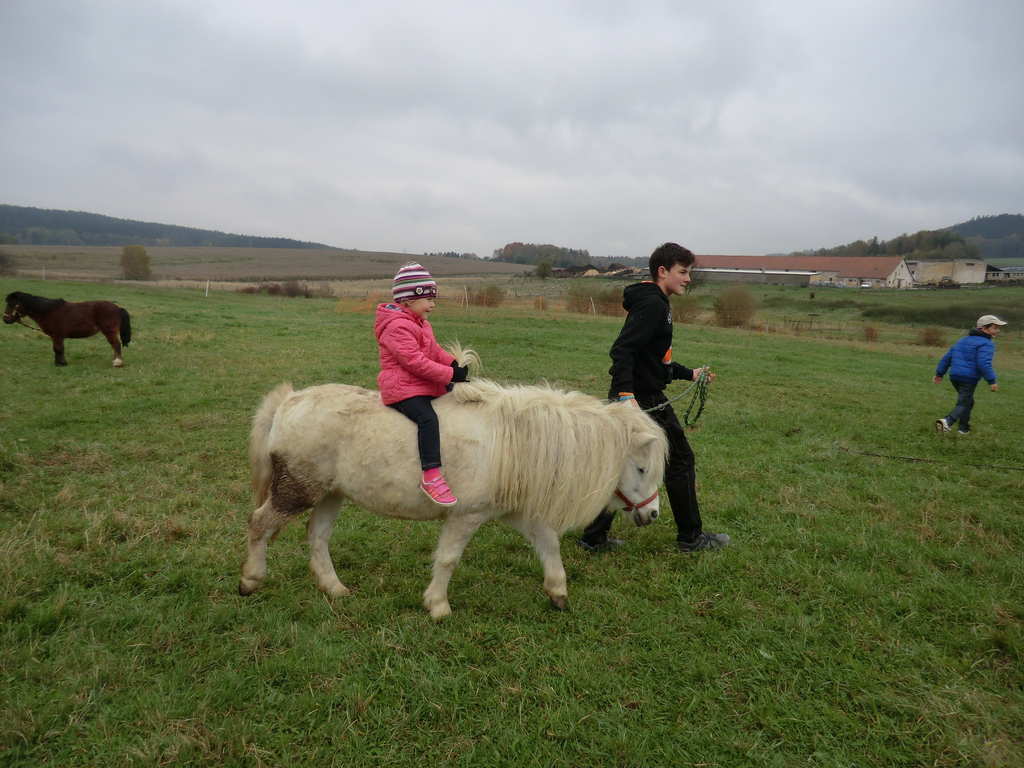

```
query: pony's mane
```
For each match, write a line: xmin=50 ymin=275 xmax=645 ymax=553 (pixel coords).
xmin=448 ymin=378 xmax=667 ymax=533
xmin=6 ymin=292 xmax=67 ymax=314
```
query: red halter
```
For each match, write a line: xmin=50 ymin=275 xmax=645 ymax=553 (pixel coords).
xmin=614 ymin=488 xmax=660 ymax=513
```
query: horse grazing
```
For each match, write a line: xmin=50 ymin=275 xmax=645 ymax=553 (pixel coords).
xmin=239 ymin=354 xmax=668 ymax=619
xmin=3 ymin=291 xmax=132 ymax=367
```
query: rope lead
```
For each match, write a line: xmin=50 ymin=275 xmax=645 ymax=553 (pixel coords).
xmin=643 ymin=364 xmax=710 ymax=426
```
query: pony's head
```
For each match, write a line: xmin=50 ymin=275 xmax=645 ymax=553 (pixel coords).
xmin=3 ymin=292 xmax=26 ymax=324
xmin=604 ymin=402 xmax=668 ymax=526
xmin=4 ymin=292 xmax=64 ymax=323
xmin=450 ymin=376 xmax=669 ymax=533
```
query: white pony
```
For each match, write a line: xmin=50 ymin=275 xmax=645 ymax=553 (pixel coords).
xmin=239 ymin=350 xmax=668 ymax=618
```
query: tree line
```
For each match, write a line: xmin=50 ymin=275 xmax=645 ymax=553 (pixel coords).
xmin=492 ymin=242 xmax=593 ymax=267
xmin=781 ymin=228 xmax=981 ymax=261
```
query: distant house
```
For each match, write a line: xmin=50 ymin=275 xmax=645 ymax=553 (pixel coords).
xmin=694 ymin=255 xmax=913 ymax=288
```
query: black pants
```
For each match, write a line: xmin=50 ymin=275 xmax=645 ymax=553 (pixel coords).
xmin=581 ymin=390 xmax=703 ymax=545
xmin=389 ymin=395 xmax=442 ymax=470
xmin=945 ymin=377 xmax=979 ymax=432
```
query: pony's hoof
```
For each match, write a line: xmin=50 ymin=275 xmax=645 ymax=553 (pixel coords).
xmin=425 ymin=598 xmax=452 ymax=620
xmin=238 ymin=579 xmax=260 ymax=596
xmin=549 ymin=595 xmax=569 ymax=611
xmin=325 ymin=583 xmax=350 ymax=598
xmin=112 ymin=359 xmax=124 ymax=368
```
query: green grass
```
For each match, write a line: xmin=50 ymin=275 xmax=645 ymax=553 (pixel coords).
xmin=1 ymin=278 xmax=1022 ymax=767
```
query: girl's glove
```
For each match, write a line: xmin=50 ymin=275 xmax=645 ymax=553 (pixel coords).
xmin=450 ymin=362 xmax=469 ymax=383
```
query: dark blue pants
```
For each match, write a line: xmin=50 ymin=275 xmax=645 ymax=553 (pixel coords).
xmin=582 ymin=390 xmax=703 ymax=545
xmin=389 ymin=396 xmax=442 ymax=470
xmin=945 ymin=378 xmax=979 ymax=432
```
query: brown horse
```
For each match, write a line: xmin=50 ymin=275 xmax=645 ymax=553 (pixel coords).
xmin=3 ymin=291 xmax=132 ymax=367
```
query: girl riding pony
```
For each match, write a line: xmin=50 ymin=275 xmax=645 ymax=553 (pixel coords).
xmin=375 ymin=263 xmax=469 ymax=506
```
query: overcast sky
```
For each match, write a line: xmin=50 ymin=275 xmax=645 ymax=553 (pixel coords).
xmin=2 ymin=0 xmax=1022 ymax=258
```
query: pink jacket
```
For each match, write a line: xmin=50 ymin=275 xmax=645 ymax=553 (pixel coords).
xmin=374 ymin=303 xmax=455 ymax=405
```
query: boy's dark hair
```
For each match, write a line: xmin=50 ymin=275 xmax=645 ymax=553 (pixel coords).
xmin=649 ymin=242 xmax=695 ymax=280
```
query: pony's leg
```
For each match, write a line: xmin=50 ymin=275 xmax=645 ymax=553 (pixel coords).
xmin=52 ymin=337 xmax=67 ymax=366
xmin=423 ymin=512 xmax=488 ymax=620
xmin=239 ymin=498 xmax=295 ymax=595
xmin=307 ymin=495 xmax=349 ymax=597
xmin=102 ymin=328 xmax=124 ymax=367
xmin=504 ymin=515 xmax=569 ymax=610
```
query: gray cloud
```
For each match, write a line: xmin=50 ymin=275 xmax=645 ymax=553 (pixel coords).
xmin=1 ymin=0 xmax=1021 ymax=258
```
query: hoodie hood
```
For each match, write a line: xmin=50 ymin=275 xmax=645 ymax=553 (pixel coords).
xmin=374 ymin=302 xmax=422 ymax=340
xmin=622 ymin=281 xmax=666 ymax=312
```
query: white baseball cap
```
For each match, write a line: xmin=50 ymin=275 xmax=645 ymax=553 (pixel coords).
xmin=976 ymin=314 xmax=1007 ymax=327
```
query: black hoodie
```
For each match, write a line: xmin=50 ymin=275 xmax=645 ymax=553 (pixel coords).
xmin=608 ymin=282 xmax=693 ymax=396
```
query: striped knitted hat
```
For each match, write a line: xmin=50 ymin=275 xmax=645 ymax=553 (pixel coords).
xmin=392 ymin=262 xmax=438 ymax=301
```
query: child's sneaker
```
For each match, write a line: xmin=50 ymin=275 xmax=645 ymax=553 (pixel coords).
xmin=421 ymin=475 xmax=457 ymax=506
xmin=956 ymin=429 xmax=970 ymax=436
xmin=934 ymin=418 xmax=951 ymax=433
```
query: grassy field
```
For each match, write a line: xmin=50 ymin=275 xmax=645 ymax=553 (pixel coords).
xmin=1 ymin=278 xmax=1022 ymax=767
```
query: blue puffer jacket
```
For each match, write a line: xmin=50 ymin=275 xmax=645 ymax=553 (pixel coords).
xmin=935 ymin=329 xmax=998 ymax=383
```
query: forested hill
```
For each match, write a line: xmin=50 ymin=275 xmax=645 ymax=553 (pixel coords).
xmin=0 ymin=204 xmax=329 ymax=248
xmin=775 ymin=213 xmax=1024 ymax=262
xmin=949 ymin=214 xmax=1024 ymax=261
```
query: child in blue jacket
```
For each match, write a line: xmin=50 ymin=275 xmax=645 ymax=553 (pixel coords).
xmin=934 ymin=314 xmax=1006 ymax=434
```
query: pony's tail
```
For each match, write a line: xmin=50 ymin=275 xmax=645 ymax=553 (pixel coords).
xmin=119 ymin=308 xmax=132 ymax=346
xmin=250 ymin=383 xmax=293 ymax=506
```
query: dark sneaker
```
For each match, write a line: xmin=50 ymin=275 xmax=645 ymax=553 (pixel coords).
xmin=935 ymin=418 xmax=951 ymax=433
xmin=956 ymin=429 xmax=970 ymax=436
xmin=677 ymin=532 xmax=730 ymax=552
xmin=578 ymin=537 xmax=625 ymax=553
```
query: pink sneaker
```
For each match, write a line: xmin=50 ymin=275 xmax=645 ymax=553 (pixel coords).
xmin=421 ymin=475 xmax=457 ymax=506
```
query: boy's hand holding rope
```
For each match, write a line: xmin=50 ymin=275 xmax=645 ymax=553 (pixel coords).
xmin=617 ymin=364 xmax=713 ymax=426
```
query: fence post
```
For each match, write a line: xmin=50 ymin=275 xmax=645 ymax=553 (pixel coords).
xmin=590 ymin=297 xmax=596 ymax=315
xmin=205 ymin=279 xmax=210 ymax=297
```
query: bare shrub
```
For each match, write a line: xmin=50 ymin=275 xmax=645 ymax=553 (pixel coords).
xmin=713 ymin=286 xmax=757 ymax=327
xmin=469 ymin=285 xmax=505 ymax=307
xmin=238 ymin=286 xmax=260 ymax=294
xmin=265 ymin=282 xmax=283 ymax=295
xmin=565 ymin=284 xmax=592 ymax=314
xmin=917 ymin=327 xmax=945 ymax=346
xmin=0 ymin=249 xmax=15 ymax=275
xmin=594 ymin=286 xmax=623 ymax=315
xmin=533 ymin=296 xmax=547 ymax=311
xmin=565 ymin=284 xmax=623 ymax=315
xmin=863 ymin=326 xmax=879 ymax=342
xmin=282 ymin=279 xmax=310 ymax=298
xmin=671 ymin=294 xmax=701 ymax=324
xmin=120 ymin=245 xmax=151 ymax=280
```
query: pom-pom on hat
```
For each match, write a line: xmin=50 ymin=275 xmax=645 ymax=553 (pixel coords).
xmin=392 ymin=262 xmax=438 ymax=301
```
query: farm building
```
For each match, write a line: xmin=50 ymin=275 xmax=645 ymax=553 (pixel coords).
xmin=984 ymin=265 xmax=1024 ymax=283
xmin=904 ymin=259 xmax=987 ymax=285
xmin=693 ymin=255 xmax=914 ymax=288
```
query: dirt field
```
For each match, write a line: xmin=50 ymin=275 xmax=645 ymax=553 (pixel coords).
xmin=2 ymin=245 xmax=533 ymax=282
